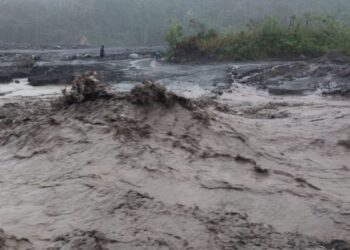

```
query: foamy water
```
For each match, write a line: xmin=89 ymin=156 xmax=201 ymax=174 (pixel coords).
xmin=0 ymin=78 xmax=62 ymax=98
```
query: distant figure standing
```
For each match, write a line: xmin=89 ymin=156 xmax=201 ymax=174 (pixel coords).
xmin=100 ymin=45 xmax=105 ymax=58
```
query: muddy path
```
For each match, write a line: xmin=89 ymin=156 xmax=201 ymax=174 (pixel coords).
xmin=0 ymin=50 xmax=349 ymax=249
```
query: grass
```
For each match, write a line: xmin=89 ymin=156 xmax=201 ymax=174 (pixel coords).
xmin=167 ymin=15 xmax=350 ymax=61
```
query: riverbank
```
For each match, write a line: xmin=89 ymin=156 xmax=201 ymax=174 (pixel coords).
xmin=166 ymin=15 xmax=350 ymax=64
xmin=0 ymin=46 xmax=166 ymax=87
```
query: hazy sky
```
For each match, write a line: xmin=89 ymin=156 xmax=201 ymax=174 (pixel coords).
xmin=0 ymin=0 xmax=349 ymax=46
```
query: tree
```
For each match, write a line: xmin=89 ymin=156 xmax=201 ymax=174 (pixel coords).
xmin=165 ymin=22 xmax=183 ymax=49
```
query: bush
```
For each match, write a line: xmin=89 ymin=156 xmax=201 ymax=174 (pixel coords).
xmin=166 ymin=15 xmax=350 ymax=61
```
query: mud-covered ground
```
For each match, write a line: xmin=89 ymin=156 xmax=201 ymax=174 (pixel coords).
xmin=0 ymin=49 xmax=349 ymax=249
xmin=0 ymin=46 xmax=166 ymax=86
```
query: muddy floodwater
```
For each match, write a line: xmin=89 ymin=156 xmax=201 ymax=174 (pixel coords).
xmin=0 ymin=48 xmax=349 ymax=249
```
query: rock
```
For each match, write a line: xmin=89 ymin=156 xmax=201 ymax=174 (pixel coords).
xmin=268 ymin=87 xmax=306 ymax=95
xmin=267 ymin=78 xmax=320 ymax=95
xmin=28 ymin=76 xmax=61 ymax=86
xmin=338 ymin=68 xmax=350 ymax=77
xmin=66 ymin=54 xmax=78 ymax=61
xmin=226 ymin=58 xmax=350 ymax=97
xmin=26 ymin=63 xmax=124 ymax=86
xmin=319 ymin=51 xmax=350 ymax=64
xmin=322 ymin=85 xmax=350 ymax=97
xmin=31 ymin=55 xmax=41 ymax=61
xmin=12 ymin=55 xmax=35 ymax=68
xmin=0 ymin=75 xmax=11 ymax=83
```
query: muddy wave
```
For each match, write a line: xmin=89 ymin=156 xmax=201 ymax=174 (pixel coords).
xmin=0 ymin=77 xmax=349 ymax=249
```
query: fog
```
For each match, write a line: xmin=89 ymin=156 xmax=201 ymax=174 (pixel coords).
xmin=0 ymin=0 xmax=349 ymax=46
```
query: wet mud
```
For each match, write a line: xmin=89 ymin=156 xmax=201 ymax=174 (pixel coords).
xmin=226 ymin=53 xmax=350 ymax=97
xmin=0 ymin=46 xmax=165 ymax=87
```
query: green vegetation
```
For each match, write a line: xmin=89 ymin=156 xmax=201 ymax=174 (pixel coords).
xmin=164 ymin=22 xmax=183 ymax=50
xmin=167 ymin=15 xmax=350 ymax=61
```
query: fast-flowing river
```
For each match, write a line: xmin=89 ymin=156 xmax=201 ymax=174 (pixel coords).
xmin=0 ymin=48 xmax=349 ymax=249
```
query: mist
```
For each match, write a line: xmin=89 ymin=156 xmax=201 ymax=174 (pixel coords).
xmin=0 ymin=0 xmax=349 ymax=46
xmin=1 ymin=0 xmax=350 ymax=248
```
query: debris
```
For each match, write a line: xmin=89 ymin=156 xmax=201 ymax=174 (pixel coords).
xmin=325 ymin=239 xmax=350 ymax=250
xmin=234 ymin=154 xmax=258 ymax=166
xmin=253 ymin=165 xmax=270 ymax=175
xmin=129 ymin=80 xmax=193 ymax=109
xmin=66 ymin=54 xmax=78 ymax=61
xmin=295 ymin=177 xmax=321 ymax=191
xmin=83 ymin=53 xmax=92 ymax=58
xmin=57 ymin=72 xmax=114 ymax=105
xmin=338 ymin=139 xmax=350 ymax=149
xmin=0 ymin=228 xmax=34 ymax=250
xmin=323 ymin=87 xmax=350 ymax=97
xmin=48 ymin=230 xmax=114 ymax=250
xmin=200 ymin=179 xmax=246 ymax=191
xmin=31 ymin=55 xmax=41 ymax=61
